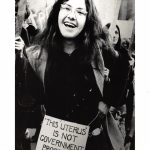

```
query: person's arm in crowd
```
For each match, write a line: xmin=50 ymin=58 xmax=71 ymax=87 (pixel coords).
xmin=15 ymin=36 xmax=29 ymax=59
xmin=15 ymin=36 xmax=25 ymax=58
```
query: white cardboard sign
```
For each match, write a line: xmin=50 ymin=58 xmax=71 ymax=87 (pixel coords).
xmin=36 ymin=115 xmax=89 ymax=150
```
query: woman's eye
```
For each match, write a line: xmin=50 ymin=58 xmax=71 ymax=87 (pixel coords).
xmin=65 ymin=7 xmax=71 ymax=11
xmin=61 ymin=4 xmax=71 ymax=11
xmin=77 ymin=11 xmax=83 ymax=15
xmin=77 ymin=11 xmax=86 ymax=16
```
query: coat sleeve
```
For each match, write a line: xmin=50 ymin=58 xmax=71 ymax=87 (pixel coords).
xmin=16 ymin=51 xmax=45 ymax=128
xmin=16 ymin=45 xmax=45 ymax=109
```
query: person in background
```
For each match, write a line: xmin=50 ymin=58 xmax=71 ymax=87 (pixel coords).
xmin=119 ymin=37 xmax=135 ymax=150
xmin=102 ymin=23 xmax=135 ymax=150
xmin=15 ymin=1 xmax=42 ymax=149
xmin=102 ymin=23 xmax=131 ymax=138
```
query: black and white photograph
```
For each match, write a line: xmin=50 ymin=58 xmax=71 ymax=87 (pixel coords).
xmin=15 ymin=0 xmax=135 ymax=150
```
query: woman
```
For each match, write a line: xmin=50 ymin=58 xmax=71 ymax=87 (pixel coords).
xmin=102 ymin=23 xmax=131 ymax=108
xmin=102 ymin=23 xmax=132 ymax=147
xmin=15 ymin=0 xmax=125 ymax=149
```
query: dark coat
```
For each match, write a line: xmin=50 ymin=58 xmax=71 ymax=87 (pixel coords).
xmin=15 ymin=45 xmax=126 ymax=150
xmin=102 ymin=45 xmax=131 ymax=107
xmin=24 ymin=45 xmax=125 ymax=150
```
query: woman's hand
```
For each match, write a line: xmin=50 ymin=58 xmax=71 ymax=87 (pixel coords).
xmin=15 ymin=36 xmax=25 ymax=58
xmin=15 ymin=36 xmax=25 ymax=51
xmin=98 ymin=101 xmax=109 ymax=118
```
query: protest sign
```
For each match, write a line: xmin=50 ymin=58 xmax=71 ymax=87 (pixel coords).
xmin=36 ymin=115 xmax=89 ymax=150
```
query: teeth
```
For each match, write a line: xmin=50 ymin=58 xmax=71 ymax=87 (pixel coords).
xmin=64 ymin=22 xmax=76 ymax=28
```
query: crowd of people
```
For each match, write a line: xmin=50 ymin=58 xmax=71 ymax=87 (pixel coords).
xmin=15 ymin=0 xmax=135 ymax=150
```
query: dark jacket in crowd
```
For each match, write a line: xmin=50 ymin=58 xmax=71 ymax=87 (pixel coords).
xmin=103 ymin=45 xmax=131 ymax=107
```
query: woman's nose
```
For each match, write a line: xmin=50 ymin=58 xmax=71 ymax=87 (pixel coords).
xmin=67 ymin=10 xmax=76 ymax=20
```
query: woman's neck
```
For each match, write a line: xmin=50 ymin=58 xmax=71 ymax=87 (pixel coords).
xmin=63 ymin=40 xmax=77 ymax=55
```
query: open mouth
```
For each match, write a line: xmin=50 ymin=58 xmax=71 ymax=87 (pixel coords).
xmin=64 ymin=22 xmax=77 ymax=28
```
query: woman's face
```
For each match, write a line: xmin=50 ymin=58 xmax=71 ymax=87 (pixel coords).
xmin=58 ymin=0 xmax=87 ymax=39
xmin=112 ymin=27 xmax=119 ymax=45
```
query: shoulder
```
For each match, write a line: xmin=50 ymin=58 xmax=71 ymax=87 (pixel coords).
xmin=91 ymin=45 xmax=105 ymax=76
xmin=26 ymin=45 xmax=41 ymax=60
xmin=91 ymin=46 xmax=105 ymax=95
xmin=25 ymin=45 xmax=48 ymax=72
xmin=26 ymin=45 xmax=48 ymax=60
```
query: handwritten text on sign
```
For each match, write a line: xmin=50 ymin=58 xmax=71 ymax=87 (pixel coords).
xmin=36 ymin=115 xmax=89 ymax=150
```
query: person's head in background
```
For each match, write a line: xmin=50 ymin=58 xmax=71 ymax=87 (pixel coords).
xmin=15 ymin=0 xmax=30 ymax=23
xmin=35 ymin=0 xmax=103 ymax=62
xmin=105 ymin=23 xmax=121 ymax=50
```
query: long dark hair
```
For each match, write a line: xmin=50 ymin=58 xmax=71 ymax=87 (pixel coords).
xmin=105 ymin=23 xmax=121 ymax=51
xmin=34 ymin=0 xmax=104 ymax=68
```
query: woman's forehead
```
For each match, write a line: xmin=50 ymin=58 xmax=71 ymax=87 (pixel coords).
xmin=63 ymin=0 xmax=86 ymax=9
